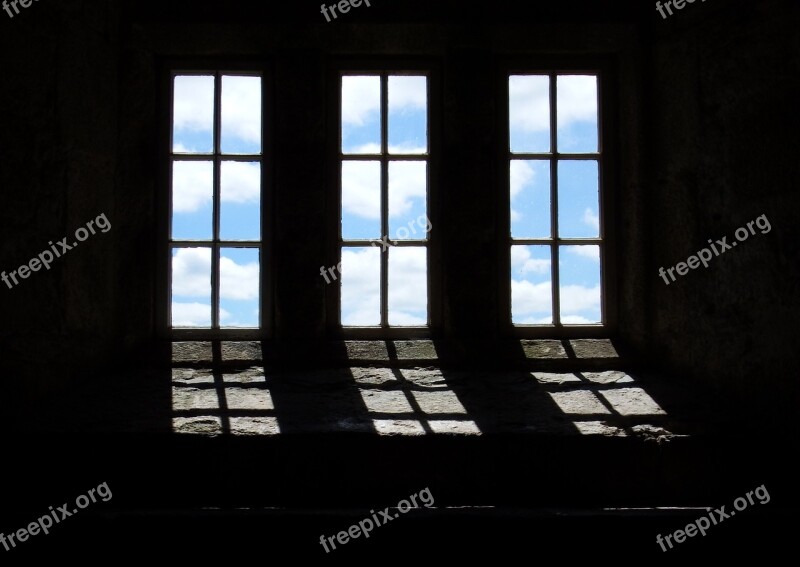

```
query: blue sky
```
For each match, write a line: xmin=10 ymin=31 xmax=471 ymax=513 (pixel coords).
xmin=168 ymin=73 xmax=602 ymax=328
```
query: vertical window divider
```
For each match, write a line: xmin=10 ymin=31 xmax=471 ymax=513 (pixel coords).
xmin=380 ymin=73 xmax=390 ymax=328
xmin=211 ymin=72 xmax=223 ymax=330
xmin=549 ymin=72 xmax=561 ymax=327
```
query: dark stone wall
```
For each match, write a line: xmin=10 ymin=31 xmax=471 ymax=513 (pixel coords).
xmin=0 ymin=0 xmax=795 ymax=421
xmin=645 ymin=0 xmax=800 ymax=416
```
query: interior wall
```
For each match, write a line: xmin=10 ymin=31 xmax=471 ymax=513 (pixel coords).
xmin=645 ymin=0 xmax=800 ymax=417
xmin=0 ymin=0 xmax=668 ymax=411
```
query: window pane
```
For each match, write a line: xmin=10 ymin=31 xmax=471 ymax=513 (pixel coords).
xmin=342 ymin=76 xmax=381 ymax=154
xmin=342 ymin=161 xmax=381 ymax=240
xmin=510 ymin=160 xmax=550 ymax=239
xmin=220 ymin=161 xmax=261 ymax=240
xmin=559 ymin=245 xmax=601 ymax=324
xmin=388 ymin=247 xmax=427 ymax=326
xmin=341 ymin=246 xmax=381 ymax=326
xmin=509 ymin=75 xmax=550 ymax=154
xmin=557 ymin=160 xmax=599 ymax=238
xmin=173 ymin=75 xmax=214 ymax=154
xmin=221 ymin=75 xmax=262 ymax=154
xmin=171 ymin=247 xmax=212 ymax=328
xmin=220 ymin=247 xmax=260 ymax=328
xmin=557 ymin=75 xmax=598 ymax=153
xmin=389 ymin=161 xmax=427 ymax=240
xmin=511 ymin=245 xmax=552 ymax=325
xmin=388 ymin=76 xmax=427 ymax=154
xmin=172 ymin=161 xmax=213 ymax=240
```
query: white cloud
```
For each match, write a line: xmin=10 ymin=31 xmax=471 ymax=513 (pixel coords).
xmin=389 ymin=161 xmax=426 ymax=218
xmin=512 ymin=279 xmax=600 ymax=323
xmin=341 ymin=75 xmax=426 ymax=127
xmin=509 ymin=75 xmax=550 ymax=132
xmin=342 ymin=161 xmax=381 ymax=219
xmin=510 ymin=160 xmax=535 ymax=223
xmin=560 ymin=315 xmax=597 ymax=324
xmin=583 ymin=208 xmax=600 ymax=232
xmin=388 ymin=248 xmax=427 ymax=325
xmin=511 ymin=246 xmax=551 ymax=275
xmin=173 ymin=75 xmax=214 ymax=133
xmin=509 ymin=74 xmax=597 ymax=133
xmin=350 ymin=143 xmax=382 ymax=154
xmin=221 ymin=75 xmax=262 ymax=146
xmin=388 ymin=76 xmax=427 ymax=111
xmin=345 ymin=142 xmax=427 ymax=155
xmin=510 ymin=160 xmax=535 ymax=200
xmin=172 ymin=75 xmax=261 ymax=150
xmin=342 ymin=76 xmax=380 ymax=126
xmin=567 ymin=245 xmax=600 ymax=262
xmin=172 ymin=161 xmax=213 ymax=213
xmin=221 ymin=161 xmax=260 ymax=204
xmin=220 ymin=254 xmax=259 ymax=300
xmin=171 ymin=302 xmax=232 ymax=327
xmin=172 ymin=248 xmax=211 ymax=297
xmin=171 ymin=302 xmax=212 ymax=327
xmin=339 ymin=246 xmax=427 ymax=327
xmin=172 ymin=248 xmax=259 ymax=301
xmin=511 ymin=279 xmax=552 ymax=314
xmin=341 ymin=248 xmax=380 ymax=326
xmin=561 ymin=284 xmax=601 ymax=313
xmin=556 ymin=75 xmax=598 ymax=129
xmin=342 ymin=161 xmax=426 ymax=220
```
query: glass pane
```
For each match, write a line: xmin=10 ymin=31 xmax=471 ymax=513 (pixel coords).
xmin=389 ymin=161 xmax=427 ymax=240
xmin=509 ymin=75 xmax=550 ymax=154
xmin=388 ymin=75 xmax=427 ymax=154
xmin=388 ymin=247 xmax=428 ymax=326
xmin=342 ymin=76 xmax=381 ymax=154
xmin=173 ymin=75 xmax=214 ymax=154
xmin=557 ymin=161 xmax=599 ymax=238
xmin=511 ymin=245 xmax=552 ymax=325
xmin=341 ymin=246 xmax=381 ymax=326
xmin=557 ymin=75 xmax=598 ymax=153
xmin=220 ymin=247 xmax=260 ymax=328
xmin=342 ymin=161 xmax=381 ymax=240
xmin=171 ymin=247 xmax=212 ymax=328
xmin=510 ymin=160 xmax=550 ymax=239
xmin=559 ymin=245 xmax=601 ymax=324
xmin=172 ymin=161 xmax=213 ymax=240
xmin=220 ymin=161 xmax=261 ymax=240
xmin=221 ymin=75 xmax=262 ymax=154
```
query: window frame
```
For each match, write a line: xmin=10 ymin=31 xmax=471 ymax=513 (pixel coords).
xmin=498 ymin=57 xmax=619 ymax=339
xmin=157 ymin=59 xmax=274 ymax=340
xmin=326 ymin=59 xmax=442 ymax=339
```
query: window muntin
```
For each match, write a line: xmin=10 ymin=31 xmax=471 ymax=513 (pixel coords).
xmin=509 ymin=73 xmax=603 ymax=327
xmin=170 ymin=72 xmax=263 ymax=330
xmin=339 ymin=73 xmax=430 ymax=328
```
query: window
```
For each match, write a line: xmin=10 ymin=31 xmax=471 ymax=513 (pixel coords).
xmin=168 ymin=71 xmax=265 ymax=333
xmin=336 ymin=72 xmax=431 ymax=329
xmin=507 ymin=71 xmax=607 ymax=329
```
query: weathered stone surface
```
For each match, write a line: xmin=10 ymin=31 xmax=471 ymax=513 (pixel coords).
xmin=163 ymin=366 xmax=683 ymax=437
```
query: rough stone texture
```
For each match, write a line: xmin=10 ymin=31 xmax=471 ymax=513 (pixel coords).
xmin=646 ymin=0 xmax=800 ymax=418
xmin=17 ymin=361 xmax=712 ymax=442
xmin=0 ymin=1 xmax=795 ymax=552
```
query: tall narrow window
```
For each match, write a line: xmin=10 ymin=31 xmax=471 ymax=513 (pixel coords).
xmin=170 ymin=72 xmax=263 ymax=329
xmin=509 ymin=73 xmax=603 ymax=326
xmin=339 ymin=73 xmax=430 ymax=328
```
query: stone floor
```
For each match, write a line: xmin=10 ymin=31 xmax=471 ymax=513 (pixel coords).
xmin=19 ymin=339 xmax=726 ymax=438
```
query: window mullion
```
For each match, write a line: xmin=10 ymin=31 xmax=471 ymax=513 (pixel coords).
xmin=211 ymin=72 xmax=223 ymax=330
xmin=549 ymin=72 xmax=561 ymax=327
xmin=380 ymin=73 xmax=389 ymax=328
